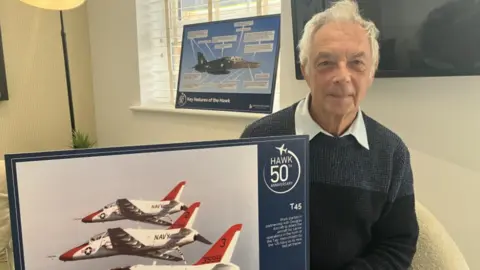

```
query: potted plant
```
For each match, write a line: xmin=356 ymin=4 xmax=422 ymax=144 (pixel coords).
xmin=71 ymin=130 xmax=96 ymax=149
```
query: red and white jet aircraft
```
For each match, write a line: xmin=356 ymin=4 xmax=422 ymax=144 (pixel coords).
xmin=81 ymin=181 xmax=188 ymax=226
xmin=59 ymin=201 xmax=211 ymax=262
xmin=110 ymin=224 xmax=243 ymax=270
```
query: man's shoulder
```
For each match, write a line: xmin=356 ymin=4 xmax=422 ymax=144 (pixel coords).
xmin=240 ymin=103 xmax=298 ymax=138
xmin=363 ymin=113 xmax=409 ymax=156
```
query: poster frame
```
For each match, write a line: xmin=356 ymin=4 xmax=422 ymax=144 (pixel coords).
xmin=5 ymin=135 xmax=310 ymax=270
xmin=174 ymin=14 xmax=281 ymax=114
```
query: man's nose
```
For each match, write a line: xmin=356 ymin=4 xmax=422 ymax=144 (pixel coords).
xmin=332 ymin=63 xmax=352 ymax=84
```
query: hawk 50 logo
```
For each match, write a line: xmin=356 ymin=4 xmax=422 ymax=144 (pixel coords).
xmin=263 ymin=144 xmax=301 ymax=194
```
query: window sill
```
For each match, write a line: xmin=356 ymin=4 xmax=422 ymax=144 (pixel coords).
xmin=129 ymin=105 xmax=267 ymax=120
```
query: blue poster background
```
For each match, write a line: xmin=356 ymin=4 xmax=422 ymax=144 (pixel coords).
xmin=4 ymin=135 xmax=309 ymax=270
xmin=257 ymin=137 xmax=309 ymax=269
xmin=175 ymin=14 xmax=281 ymax=113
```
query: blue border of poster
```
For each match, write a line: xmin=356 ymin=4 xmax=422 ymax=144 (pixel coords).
xmin=174 ymin=14 xmax=281 ymax=114
xmin=4 ymin=135 xmax=309 ymax=270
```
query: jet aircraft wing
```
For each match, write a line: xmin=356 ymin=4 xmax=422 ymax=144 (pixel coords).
xmin=116 ymin=199 xmax=173 ymax=226
xmin=107 ymin=227 xmax=149 ymax=252
xmin=139 ymin=248 xmax=184 ymax=262
xmin=152 ymin=200 xmax=179 ymax=217
xmin=107 ymin=228 xmax=184 ymax=262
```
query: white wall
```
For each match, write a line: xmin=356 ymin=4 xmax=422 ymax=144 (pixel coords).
xmin=86 ymin=0 xmax=254 ymax=147
xmin=87 ymin=0 xmax=480 ymax=268
xmin=0 ymin=0 xmax=96 ymax=157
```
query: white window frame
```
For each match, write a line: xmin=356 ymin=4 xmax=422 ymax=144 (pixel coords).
xmin=133 ymin=0 xmax=281 ymax=116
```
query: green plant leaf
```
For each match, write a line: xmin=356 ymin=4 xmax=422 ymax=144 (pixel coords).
xmin=71 ymin=130 xmax=96 ymax=149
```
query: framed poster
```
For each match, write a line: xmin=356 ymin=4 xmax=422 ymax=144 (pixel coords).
xmin=5 ymin=135 xmax=309 ymax=270
xmin=0 ymin=25 xmax=8 ymax=101
xmin=174 ymin=14 xmax=281 ymax=114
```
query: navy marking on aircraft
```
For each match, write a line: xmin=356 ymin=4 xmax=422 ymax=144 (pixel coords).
xmin=109 ymin=224 xmax=243 ymax=270
xmin=59 ymin=202 xmax=210 ymax=263
xmin=80 ymin=181 xmax=187 ymax=226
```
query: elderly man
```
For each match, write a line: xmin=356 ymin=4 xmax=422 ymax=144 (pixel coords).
xmin=240 ymin=0 xmax=419 ymax=269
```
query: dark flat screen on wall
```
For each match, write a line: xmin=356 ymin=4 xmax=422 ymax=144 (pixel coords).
xmin=0 ymin=25 xmax=8 ymax=101
xmin=291 ymin=0 xmax=480 ymax=79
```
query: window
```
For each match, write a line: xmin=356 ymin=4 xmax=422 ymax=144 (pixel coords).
xmin=135 ymin=0 xmax=282 ymax=112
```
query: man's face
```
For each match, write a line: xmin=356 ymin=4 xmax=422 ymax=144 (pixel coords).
xmin=301 ymin=21 xmax=375 ymax=118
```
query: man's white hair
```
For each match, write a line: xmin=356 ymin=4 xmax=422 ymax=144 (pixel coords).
xmin=297 ymin=0 xmax=380 ymax=73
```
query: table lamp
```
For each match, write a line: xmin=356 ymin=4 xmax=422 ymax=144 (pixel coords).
xmin=19 ymin=0 xmax=87 ymax=133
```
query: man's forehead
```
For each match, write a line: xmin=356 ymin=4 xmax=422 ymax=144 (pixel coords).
xmin=311 ymin=22 xmax=371 ymax=57
xmin=314 ymin=50 xmax=367 ymax=58
xmin=315 ymin=21 xmax=368 ymax=37
xmin=313 ymin=22 xmax=369 ymax=43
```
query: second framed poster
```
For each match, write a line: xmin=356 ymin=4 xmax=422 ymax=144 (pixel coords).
xmin=174 ymin=14 xmax=280 ymax=114
xmin=5 ymin=135 xmax=309 ymax=270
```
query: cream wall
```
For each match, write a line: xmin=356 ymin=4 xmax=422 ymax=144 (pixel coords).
xmin=0 ymin=0 xmax=96 ymax=157
xmin=87 ymin=0 xmax=480 ymax=268
xmin=86 ymin=0 xmax=254 ymax=147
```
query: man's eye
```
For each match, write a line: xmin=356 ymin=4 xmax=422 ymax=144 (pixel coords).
xmin=318 ymin=61 xmax=331 ymax=66
xmin=352 ymin=60 xmax=364 ymax=65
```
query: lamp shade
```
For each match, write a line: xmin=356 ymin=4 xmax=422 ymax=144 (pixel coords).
xmin=19 ymin=0 xmax=86 ymax=10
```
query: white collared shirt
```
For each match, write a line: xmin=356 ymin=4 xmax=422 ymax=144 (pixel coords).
xmin=294 ymin=93 xmax=370 ymax=150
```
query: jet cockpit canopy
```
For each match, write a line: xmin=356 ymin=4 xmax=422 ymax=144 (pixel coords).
xmin=103 ymin=202 xmax=117 ymax=209
xmin=89 ymin=232 xmax=108 ymax=242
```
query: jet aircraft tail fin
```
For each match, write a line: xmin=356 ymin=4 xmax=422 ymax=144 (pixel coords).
xmin=193 ymin=224 xmax=242 ymax=265
xmin=168 ymin=201 xmax=200 ymax=229
xmin=197 ymin=52 xmax=207 ymax=65
xmin=162 ymin=181 xmax=186 ymax=201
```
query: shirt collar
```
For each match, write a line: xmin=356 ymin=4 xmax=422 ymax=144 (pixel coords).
xmin=294 ymin=93 xmax=370 ymax=150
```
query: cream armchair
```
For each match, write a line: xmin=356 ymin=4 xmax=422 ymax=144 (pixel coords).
xmin=411 ymin=201 xmax=470 ymax=270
